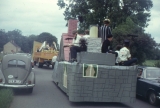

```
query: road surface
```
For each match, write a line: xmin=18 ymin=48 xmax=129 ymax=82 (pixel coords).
xmin=10 ymin=66 xmax=159 ymax=108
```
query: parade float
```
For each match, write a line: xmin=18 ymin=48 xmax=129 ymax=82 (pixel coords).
xmin=52 ymin=19 xmax=137 ymax=103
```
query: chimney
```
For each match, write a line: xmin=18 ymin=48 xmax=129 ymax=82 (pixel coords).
xmin=67 ymin=19 xmax=78 ymax=36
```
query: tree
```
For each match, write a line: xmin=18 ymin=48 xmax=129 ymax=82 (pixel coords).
xmin=57 ymin=0 xmax=157 ymax=64
xmin=57 ymin=0 xmax=153 ymax=30
xmin=0 ymin=29 xmax=9 ymax=51
xmin=28 ymin=35 xmax=37 ymax=53
xmin=6 ymin=29 xmax=31 ymax=53
xmin=0 ymin=29 xmax=60 ymax=53
xmin=112 ymin=17 xmax=156 ymax=64
xmin=7 ymin=29 xmax=23 ymax=48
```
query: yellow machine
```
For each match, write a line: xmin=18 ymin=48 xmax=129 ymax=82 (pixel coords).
xmin=32 ymin=41 xmax=58 ymax=68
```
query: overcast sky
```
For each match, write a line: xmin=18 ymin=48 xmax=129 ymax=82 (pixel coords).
xmin=0 ymin=0 xmax=160 ymax=44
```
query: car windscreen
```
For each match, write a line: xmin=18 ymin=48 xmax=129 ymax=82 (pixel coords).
xmin=146 ymin=69 xmax=160 ymax=78
xmin=17 ymin=60 xmax=25 ymax=68
xmin=8 ymin=60 xmax=16 ymax=67
xmin=8 ymin=60 xmax=25 ymax=68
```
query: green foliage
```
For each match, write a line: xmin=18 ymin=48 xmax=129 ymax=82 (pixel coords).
xmin=36 ymin=32 xmax=59 ymax=50
xmin=143 ymin=60 xmax=160 ymax=67
xmin=0 ymin=29 xmax=59 ymax=53
xmin=0 ymin=88 xmax=13 ymax=108
xmin=142 ymin=60 xmax=158 ymax=67
xmin=151 ymin=46 xmax=160 ymax=60
xmin=7 ymin=30 xmax=34 ymax=53
xmin=0 ymin=29 xmax=9 ymax=51
xmin=57 ymin=0 xmax=157 ymax=64
xmin=154 ymin=61 xmax=160 ymax=68
xmin=112 ymin=17 xmax=156 ymax=64
xmin=57 ymin=0 xmax=153 ymax=29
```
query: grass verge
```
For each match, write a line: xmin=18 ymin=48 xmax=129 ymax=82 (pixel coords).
xmin=0 ymin=88 xmax=13 ymax=108
xmin=143 ymin=60 xmax=160 ymax=67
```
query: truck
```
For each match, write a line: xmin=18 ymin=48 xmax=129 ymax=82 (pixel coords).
xmin=32 ymin=41 xmax=58 ymax=68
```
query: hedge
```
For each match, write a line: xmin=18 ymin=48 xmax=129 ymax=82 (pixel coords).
xmin=0 ymin=88 xmax=13 ymax=108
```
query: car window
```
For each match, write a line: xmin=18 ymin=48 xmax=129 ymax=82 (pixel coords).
xmin=8 ymin=60 xmax=16 ymax=67
xmin=8 ymin=60 xmax=26 ymax=68
xmin=137 ymin=68 xmax=143 ymax=78
xmin=146 ymin=69 xmax=160 ymax=78
xmin=17 ymin=60 xmax=25 ymax=68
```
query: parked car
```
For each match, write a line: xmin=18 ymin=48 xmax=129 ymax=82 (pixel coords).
xmin=16 ymin=53 xmax=34 ymax=68
xmin=0 ymin=53 xmax=35 ymax=93
xmin=136 ymin=66 xmax=160 ymax=105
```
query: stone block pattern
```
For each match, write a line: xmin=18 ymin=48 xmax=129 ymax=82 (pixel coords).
xmin=55 ymin=62 xmax=71 ymax=94
xmin=53 ymin=62 xmax=137 ymax=103
xmin=87 ymin=38 xmax=101 ymax=53
xmin=77 ymin=52 xmax=115 ymax=66
xmin=62 ymin=34 xmax=73 ymax=61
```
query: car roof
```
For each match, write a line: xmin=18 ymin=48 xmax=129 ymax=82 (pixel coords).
xmin=137 ymin=66 xmax=160 ymax=70
xmin=16 ymin=53 xmax=31 ymax=56
xmin=2 ymin=54 xmax=32 ymax=70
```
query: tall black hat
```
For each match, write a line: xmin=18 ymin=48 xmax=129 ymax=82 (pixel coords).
xmin=107 ymin=34 xmax=113 ymax=38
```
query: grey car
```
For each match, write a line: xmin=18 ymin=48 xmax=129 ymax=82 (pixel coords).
xmin=0 ymin=53 xmax=35 ymax=93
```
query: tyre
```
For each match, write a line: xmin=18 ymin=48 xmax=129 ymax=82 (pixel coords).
xmin=148 ymin=91 xmax=158 ymax=105
xmin=38 ymin=62 xmax=41 ymax=68
xmin=27 ymin=88 xmax=33 ymax=93
xmin=38 ymin=62 xmax=43 ymax=68
xmin=34 ymin=61 xmax=37 ymax=65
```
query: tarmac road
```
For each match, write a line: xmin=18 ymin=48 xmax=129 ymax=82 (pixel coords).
xmin=9 ymin=66 xmax=159 ymax=108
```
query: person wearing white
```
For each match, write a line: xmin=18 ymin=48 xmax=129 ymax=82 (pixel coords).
xmin=115 ymin=45 xmax=122 ymax=64
xmin=83 ymin=30 xmax=90 ymax=39
xmin=52 ymin=56 xmax=57 ymax=63
xmin=71 ymin=34 xmax=81 ymax=46
xmin=69 ymin=30 xmax=82 ymax=62
xmin=83 ymin=35 xmax=90 ymax=39
xmin=118 ymin=40 xmax=137 ymax=66
xmin=69 ymin=30 xmax=89 ymax=62
xmin=52 ymin=56 xmax=57 ymax=68
xmin=119 ymin=47 xmax=131 ymax=62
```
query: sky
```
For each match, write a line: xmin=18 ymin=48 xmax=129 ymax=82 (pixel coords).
xmin=0 ymin=0 xmax=160 ymax=44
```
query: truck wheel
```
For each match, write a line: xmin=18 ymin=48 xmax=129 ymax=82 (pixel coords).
xmin=38 ymin=62 xmax=43 ymax=68
xmin=148 ymin=91 xmax=158 ymax=105
xmin=34 ymin=61 xmax=37 ymax=65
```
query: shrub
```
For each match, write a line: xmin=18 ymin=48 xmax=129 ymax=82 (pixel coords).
xmin=142 ymin=60 xmax=156 ymax=66
xmin=0 ymin=88 xmax=13 ymax=108
xmin=154 ymin=61 xmax=160 ymax=68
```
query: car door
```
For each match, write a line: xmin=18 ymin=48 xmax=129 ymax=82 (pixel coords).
xmin=136 ymin=68 xmax=145 ymax=95
xmin=136 ymin=68 xmax=149 ymax=96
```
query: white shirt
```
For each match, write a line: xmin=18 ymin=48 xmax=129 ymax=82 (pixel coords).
xmin=52 ymin=56 xmax=57 ymax=63
xmin=118 ymin=47 xmax=131 ymax=62
xmin=83 ymin=34 xmax=90 ymax=39
xmin=72 ymin=35 xmax=81 ymax=46
xmin=115 ymin=50 xmax=120 ymax=63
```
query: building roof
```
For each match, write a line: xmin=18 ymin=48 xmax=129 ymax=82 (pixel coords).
xmin=9 ymin=41 xmax=20 ymax=48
